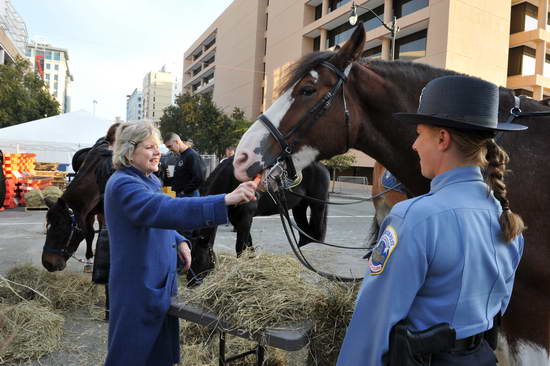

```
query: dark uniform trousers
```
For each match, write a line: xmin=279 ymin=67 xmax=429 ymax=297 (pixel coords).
xmin=431 ymin=339 xmax=496 ymax=366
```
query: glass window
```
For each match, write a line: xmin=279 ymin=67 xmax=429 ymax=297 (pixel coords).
xmin=45 ymin=63 xmax=51 ymax=70
xmin=25 ymin=49 xmax=32 ymax=57
xmin=510 ymin=3 xmax=538 ymax=34
xmin=55 ymin=64 xmax=59 ymax=71
xmin=395 ymin=29 xmax=427 ymax=61
xmin=396 ymin=0 xmax=429 ymax=18
xmin=54 ymin=82 xmax=58 ymax=89
xmin=328 ymin=0 xmax=351 ymax=12
xmin=313 ymin=36 xmax=321 ymax=51
xmin=54 ymin=75 xmax=58 ymax=81
xmin=45 ymin=74 xmax=50 ymax=80
xmin=327 ymin=5 xmax=384 ymax=48
xmin=362 ymin=45 xmax=382 ymax=59
xmin=315 ymin=5 xmax=322 ymax=20
xmin=53 ymin=52 xmax=61 ymax=61
xmin=45 ymin=51 xmax=52 ymax=60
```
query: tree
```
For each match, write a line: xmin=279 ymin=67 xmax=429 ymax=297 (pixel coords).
xmin=0 ymin=57 xmax=60 ymax=128
xmin=322 ymin=153 xmax=357 ymax=192
xmin=159 ymin=92 xmax=251 ymax=157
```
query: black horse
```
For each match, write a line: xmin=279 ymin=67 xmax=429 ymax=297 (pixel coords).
xmin=189 ymin=156 xmax=330 ymax=284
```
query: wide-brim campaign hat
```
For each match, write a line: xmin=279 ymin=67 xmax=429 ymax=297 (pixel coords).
xmin=393 ymin=75 xmax=527 ymax=132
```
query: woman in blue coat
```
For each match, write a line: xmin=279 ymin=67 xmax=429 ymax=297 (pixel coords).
xmin=336 ymin=76 xmax=527 ymax=366
xmin=103 ymin=122 xmax=258 ymax=366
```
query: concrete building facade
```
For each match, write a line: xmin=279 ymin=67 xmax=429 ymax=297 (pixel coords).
xmin=0 ymin=0 xmax=27 ymax=64
xmin=142 ymin=69 xmax=173 ymax=124
xmin=25 ymin=41 xmax=73 ymax=113
xmin=183 ymin=0 xmax=547 ymax=169
xmin=126 ymin=88 xmax=143 ymax=121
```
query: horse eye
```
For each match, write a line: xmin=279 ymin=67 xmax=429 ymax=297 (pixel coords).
xmin=300 ymin=86 xmax=316 ymax=96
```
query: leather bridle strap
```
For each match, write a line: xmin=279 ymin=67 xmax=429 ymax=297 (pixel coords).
xmin=257 ymin=60 xmax=351 ymax=179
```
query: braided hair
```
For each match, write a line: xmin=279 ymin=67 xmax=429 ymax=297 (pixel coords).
xmin=450 ymin=130 xmax=525 ymax=242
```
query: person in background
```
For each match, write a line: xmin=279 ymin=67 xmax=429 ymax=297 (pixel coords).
xmin=103 ymin=122 xmax=258 ymax=366
xmin=163 ymin=133 xmax=205 ymax=198
xmin=336 ymin=75 xmax=526 ymax=366
xmin=220 ymin=146 xmax=235 ymax=163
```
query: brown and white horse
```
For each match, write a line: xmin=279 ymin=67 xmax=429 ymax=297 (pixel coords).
xmin=232 ymin=24 xmax=550 ymax=365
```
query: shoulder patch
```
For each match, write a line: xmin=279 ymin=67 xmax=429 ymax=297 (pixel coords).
xmin=369 ymin=226 xmax=398 ymax=275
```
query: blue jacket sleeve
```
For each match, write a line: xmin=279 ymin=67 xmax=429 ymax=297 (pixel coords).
xmin=336 ymin=217 xmax=429 ymax=366
xmin=501 ymin=236 xmax=524 ymax=314
xmin=112 ymin=175 xmax=228 ymax=232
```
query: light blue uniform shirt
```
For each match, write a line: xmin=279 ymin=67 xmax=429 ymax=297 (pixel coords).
xmin=336 ymin=166 xmax=523 ymax=366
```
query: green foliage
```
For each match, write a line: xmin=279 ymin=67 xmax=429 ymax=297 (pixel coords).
xmin=159 ymin=92 xmax=251 ymax=157
xmin=322 ymin=153 xmax=357 ymax=192
xmin=0 ymin=57 xmax=60 ymax=128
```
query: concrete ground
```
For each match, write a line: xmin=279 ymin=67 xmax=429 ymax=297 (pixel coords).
xmin=0 ymin=186 xmax=376 ymax=366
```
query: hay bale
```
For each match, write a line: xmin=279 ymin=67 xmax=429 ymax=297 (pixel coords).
xmin=24 ymin=189 xmax=45 ymax=208
xmin=183 ymin=252 xmax=358 ymax=366
xmin=0 ymin=264 xmax=105 ymax=313
xmin=42 ymin=185 xmax=63 ymax=204
xmin=0 ymin=301 xmax=64 ymax=363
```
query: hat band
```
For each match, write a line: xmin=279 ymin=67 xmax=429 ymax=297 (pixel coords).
xmin=424 ymin=113 xmax=495 ymax=125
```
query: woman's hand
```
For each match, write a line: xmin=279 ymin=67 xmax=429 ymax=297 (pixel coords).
xmin=224 ymin=180 xmax=259 ymax=206
xmin=177 ymin=241 xmax=192 ymax=271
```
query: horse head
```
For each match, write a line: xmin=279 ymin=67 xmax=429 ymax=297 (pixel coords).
xmin=42 ymin=197 xmax=81 ymax=272
xmin=233 ymin=23 xmax=366 ymax=182
xmin=187 ymin=227 xmax=217 ymax=287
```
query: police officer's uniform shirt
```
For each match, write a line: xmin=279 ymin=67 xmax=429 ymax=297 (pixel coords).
xmin=336 ymin=166 xmax=524 ymax=366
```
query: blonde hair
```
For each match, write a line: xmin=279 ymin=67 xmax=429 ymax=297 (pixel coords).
xmin=112 ymin=122 xmax=161 ymax=170
xmin=450 ymin=129 xmax=525 ymax=242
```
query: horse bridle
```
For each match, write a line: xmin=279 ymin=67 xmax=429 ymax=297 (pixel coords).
xmin=43 ymin=208 xmax=83 ymax=258
xmin=258 ymin=60 xmax=352 ymax=186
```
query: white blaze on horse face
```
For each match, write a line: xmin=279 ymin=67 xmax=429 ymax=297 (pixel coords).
xmin=234 ymin=85 xmax=297 ymax=181
xmin=310 ymin=70 xmax=319 ymax=84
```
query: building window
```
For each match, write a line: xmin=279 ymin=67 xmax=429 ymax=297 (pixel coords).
xmin=395 ymin=29 xmax=427 ymax=61
xmin=264 ymin=38 xmax=267 ymax=56
xmin=54 ymin=52 xmax=61 ymax=60
xmin=45 ymin=51 xmax=52 ymax=60
xmin=55 ymin=64 xmax=59 ymax=71
xmin=327 ymin=6 xmax=383 ymax=48
xmin=313 ymin=36 xmax=321 ymax=51
xmin=193 ymin=67 xmax=202 ymax=76
xmin=45 ymin=63 xmax=51 ymax=70
xmin=54 ymin=82 xmax=58 ymax=89
xmin=315 ymin=4 xmax=322 ymax=20
xmin=45 ymin=74 xmax=50 ymax=80
xmin=328 ymin=0 xmax=351 ymax=13
xmin=510 ymin=3 xmax=538 ymax=34
xmin=25 ymin=49 xmax=32 ymax=57
xmin=362 ymin=45 xmax=382 ymax=59
xmin=395 ymin=0 xmax=429 ymax=18
xmin=266 ymin=13 xmax=269 ymax=30
xmin=54 ymin=75 xmax=58 ymax=81
xmin=153 ymin=112 xmax=155 ymax=117
xmin=507 ymin=46 xmax=550 ymax=76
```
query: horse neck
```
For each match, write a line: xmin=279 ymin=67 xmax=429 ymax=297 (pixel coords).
xmin=348 ymin=61 xmax=431 ymax=195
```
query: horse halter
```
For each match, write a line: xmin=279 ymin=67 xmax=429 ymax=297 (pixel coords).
xmin=43 ymin=208 xmax=82 ymax=258
xmin=258 ymin=60 xmax=352 ymax=187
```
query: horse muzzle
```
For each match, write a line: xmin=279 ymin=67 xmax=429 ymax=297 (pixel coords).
xmin=42 ymin=252 xmax=67 ymax=272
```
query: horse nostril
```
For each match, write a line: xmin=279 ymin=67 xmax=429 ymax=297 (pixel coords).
xmin=235 ymin=152 xmax=249 ymax=165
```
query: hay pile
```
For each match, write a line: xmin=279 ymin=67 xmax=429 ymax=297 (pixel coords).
xmin=181 ymin=253 xmax=359 ymax=366
xmin=24 ymin=189 xmax=45 ymax=208
xmin=0 ymin=264 xmax=106 ymax=363
xmin=42 ymin=185 xmax=63 ymax=204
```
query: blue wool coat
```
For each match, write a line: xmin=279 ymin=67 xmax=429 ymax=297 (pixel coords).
xmin=103 ymin=166 xmax=228 ymax=366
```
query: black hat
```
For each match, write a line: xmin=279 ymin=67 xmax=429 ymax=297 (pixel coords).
xmin=393 ymin=75 xmax=527 ymax=132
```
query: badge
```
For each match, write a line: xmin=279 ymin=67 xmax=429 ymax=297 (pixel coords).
xmin=177 ymin=160 xmax=183 ymax=167
xmin=369 ymin=226 xmax=398 ymax=275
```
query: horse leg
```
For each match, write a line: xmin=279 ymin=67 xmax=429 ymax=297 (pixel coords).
xmin=84 ymin=214 xmax=95 ymax=260
xmin=292 ymin=203 xmax=311 ymax=247
xmin=104 ymin=282 xmax=110 ymax=321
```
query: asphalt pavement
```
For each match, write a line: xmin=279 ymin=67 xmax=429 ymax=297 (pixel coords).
xmin=0 ymin=186 xmax=376 ymax=365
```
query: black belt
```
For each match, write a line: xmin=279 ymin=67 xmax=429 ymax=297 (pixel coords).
xmin=451 ymin=333 xmax=484 ymax=352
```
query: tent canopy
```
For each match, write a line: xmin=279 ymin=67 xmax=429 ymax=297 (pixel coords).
xmin=0 ymin=110 xmax=115 ymax=168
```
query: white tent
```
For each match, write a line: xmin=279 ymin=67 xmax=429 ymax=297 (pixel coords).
xmin=0 ymin=110 xmax=114 ymax=169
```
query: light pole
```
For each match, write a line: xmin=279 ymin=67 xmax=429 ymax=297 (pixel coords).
xmin=348 ymin=1 xmax=399 ymax=61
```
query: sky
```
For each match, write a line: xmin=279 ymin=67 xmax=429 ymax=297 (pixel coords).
xmin=12 ymin=0 xmax=234 ymax=121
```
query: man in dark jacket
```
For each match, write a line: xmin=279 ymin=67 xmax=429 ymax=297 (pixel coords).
xmin=163 ymin=133 xmax=205 ymax=197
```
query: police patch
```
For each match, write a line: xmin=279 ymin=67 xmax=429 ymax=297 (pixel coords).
xmin=369 ymin=226 xmax=398 ymax=275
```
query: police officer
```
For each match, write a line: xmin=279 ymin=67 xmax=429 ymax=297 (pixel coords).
xmin=336 ymin=75 xmax=527 ymax=366
xmin=163 ymin=133 xmax=205 ymax=197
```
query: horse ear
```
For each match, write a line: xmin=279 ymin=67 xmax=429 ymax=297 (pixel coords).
xmin=331 ymin=22 xmax=366 ymax=69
